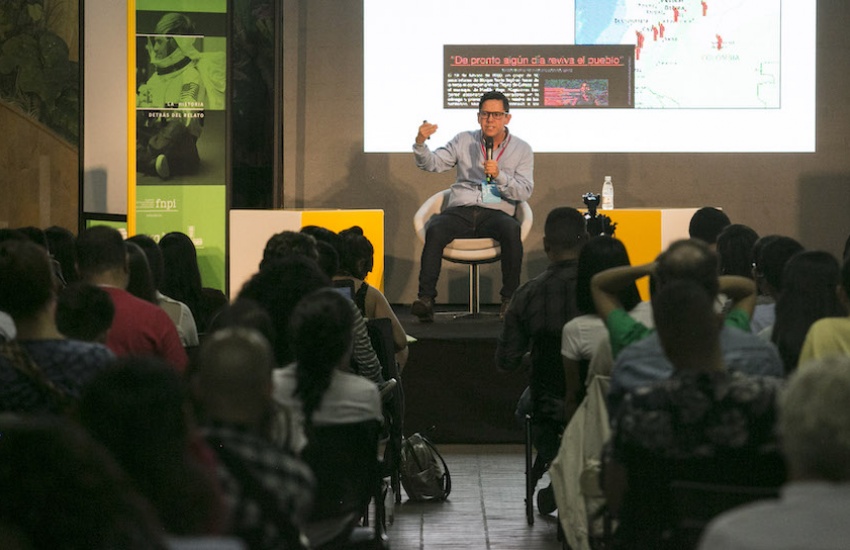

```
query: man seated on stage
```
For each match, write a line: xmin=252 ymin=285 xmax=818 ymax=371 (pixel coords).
xmin=411 ymin=90 xmax=534 ymax=322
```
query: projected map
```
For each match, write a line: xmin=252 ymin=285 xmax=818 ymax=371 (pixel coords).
xmin=576 ymin=0 xmax=780 ymax=108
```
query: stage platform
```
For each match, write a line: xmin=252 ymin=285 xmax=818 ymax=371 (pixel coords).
xmin=394 ymin=304 xmax=528 ymax=445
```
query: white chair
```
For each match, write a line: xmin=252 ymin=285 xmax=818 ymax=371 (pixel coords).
xmin=412 ymin=189 xmax=533 ymax=317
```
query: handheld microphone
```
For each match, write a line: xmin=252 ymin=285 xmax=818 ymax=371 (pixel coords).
xmin=484 ymin=136 xmax=494 ymax=183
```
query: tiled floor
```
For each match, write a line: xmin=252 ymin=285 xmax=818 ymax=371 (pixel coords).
xmin=385 ymin=445 xmax=563 ymax=550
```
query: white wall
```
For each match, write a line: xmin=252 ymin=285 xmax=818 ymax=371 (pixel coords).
xmin=83 ymin=0 xmax=128 ymax=215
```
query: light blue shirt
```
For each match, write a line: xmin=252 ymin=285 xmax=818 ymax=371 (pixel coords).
xmin=608 ymin=325 xmax=784 ymax=415
xmin=413 ymin=129 xmax=534 ymax=216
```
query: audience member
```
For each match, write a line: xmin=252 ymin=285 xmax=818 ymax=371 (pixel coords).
xmin=0 ymin=230 xmax=26 ymax=343
xmin=56 ymin=282 xmax=115 ymax=343
xmin=770 ymin=250 xmax=846 ymax=374
xmin=337 ymin=225 xmax=410 ymax=370
xmin=496 ymin=206 xmax=587 ymax=514
xmin=255 ymin=231 xmax=389 ymax=389
xmin=273 ymin=289 xmax=383 ymax=452
xmin=688 ymin=206 xmax=731 ymax=249
xmin=78 ymin=357 xmax=224 ymax=536
xmin=45 ymin=225 xmax=79 ymax=285
xmin=593 ymin=239 xmax=755 ymax=359
xmin=238 ymin=255 xmax=332 ymax=366
xmin=204 ymin=299 xmax=294 ymax=450
xmin=603 ymin=280 xmax=785 ymax=549
xmin=561 ymin=235 xmax=644 ymax=412
xmin=125 ymin=240 xmax=158 ymax=304
xmin=159 ymin=231 xmax=227 ymax=335
xmin=128 ymin=234 xmax=200 ymax=349
xmin=716 ymin=223 xmax=759 ymax=278
xmin=76 ymin=225 xmax=187 ymax=371
xmin=749 ymin=235 xmax=780 ymax=334
xmin=752 ymin=235 xmax=805 ymax=339
xmin=195 ymin=327 xmax=315 ymax=549
xmin=16 ymin=225 xmax=67 ymax=287
xmin=0 ymin=240 xmax=114 ymax=414
xmin=699 ymin=356 xmax=850 ymax=550
xmin=593 ymin=239 xmax=782 ymax=414
xmin=798 ymin=254 xmax=850 ymax=365
xmin=0 ymin=414 xmax=168 ymax=549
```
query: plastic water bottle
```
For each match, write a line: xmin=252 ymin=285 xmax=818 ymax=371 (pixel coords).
xmin=601 ymin=176 xmax=614 ymax=210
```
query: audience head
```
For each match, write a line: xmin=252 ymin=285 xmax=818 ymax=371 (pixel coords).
xmin=314 ymin=241 xmax=340 ymax=279
xmin=125 ymin=241 xmax=157 ymax=304
xmin=78 ymin=356 xmax=218 ymax=535
xmin=0 ymin=228 xmax=27 ymax=246
xmin=543 ymin=207 xmax=588 ymax=257
xmin=208 ymin=298 xmax=275 ymax=346
xmin=755 ymin=235 xmax=804 ymax=296
xmin=261 ymin=231 xmax=318 ymax=270
xmin=716 ymin=223 xmax=759 ymax=277
xmin=56 ymin=282 xmax=115 ymax=343
xmin=45 ymin=225 xmax=79 ymax=284
xmin=0 ymin=239 xmax=56 ymax=323
xmin=158 ymin=231 xmax=212 ymax=330
xmin=577 ymin=235 xmax=641 ymax=314
xmin=772 ymin=250 xmax=845 ymax=374
xmin=238 ymin=255 xmax=330 ymax=365
xmin=290 ymin=289 xmax=355 ymax=426
xmin=76 ymin=225 xmax=128 ymax=283
xmin=781 ymin=356 xmax=850 ymax=482
xmin=655 ymin=239 xmax=720 ymax=298
xmin=652 ymin=279 xmax=722 ymax=371
xmin=0 ymin=414 xmax=166 ymax=549
xmin=688 ymin=207 xmax=731 ymax=247
xmin=337 ymin=226 xmax=374 ymax=280
xmin=127 ymin=234 xmax=164 ymax=289
xmin=15 ymin=226 xmax=49 ymax=250
xmin=196 ymin=327 xmax=275 ymax=426
xmin=300 ymin=225 xmax=340 ymax=248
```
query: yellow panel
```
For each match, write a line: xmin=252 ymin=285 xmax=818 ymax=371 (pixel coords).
xmin=592 ymin=209 xmax=663 ymax=300
xmin=300 ymin=210 xmax=385 ymax=292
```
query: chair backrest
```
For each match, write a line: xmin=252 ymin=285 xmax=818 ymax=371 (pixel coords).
xmin=301 ymin=419 xmax=382 ymax=522
xmin=669 ymin=480 xmax=780 ymax=549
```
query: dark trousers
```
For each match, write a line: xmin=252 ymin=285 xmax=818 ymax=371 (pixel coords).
xmin=418 ymin=205 xmax=523 ymax=301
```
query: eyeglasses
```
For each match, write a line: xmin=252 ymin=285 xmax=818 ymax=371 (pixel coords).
xmin=478 ymin=111 xmax=508 ymax=120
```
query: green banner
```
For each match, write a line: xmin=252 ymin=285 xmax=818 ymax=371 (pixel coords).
xmin=134 ymin=2 xmax=228 ymax=292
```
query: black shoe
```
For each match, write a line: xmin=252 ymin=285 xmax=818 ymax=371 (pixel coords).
xmin=537 ymin=483 xmax=557 ymax=515
xmin=411 ymin=297 xmax=434 ymax=323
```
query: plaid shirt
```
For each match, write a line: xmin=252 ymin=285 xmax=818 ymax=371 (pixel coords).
xmin=202 ymin=423 xmax=315 ymax=549
xmin=496 ymin=259 xmax=580 ymax=403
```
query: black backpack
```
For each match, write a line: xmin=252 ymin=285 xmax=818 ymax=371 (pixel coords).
xmin=399 ymin=432 xmax=451 ymax=501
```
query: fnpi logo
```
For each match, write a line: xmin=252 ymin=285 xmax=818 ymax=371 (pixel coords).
xmin=155 ymin=198 xmax=177 ymax=210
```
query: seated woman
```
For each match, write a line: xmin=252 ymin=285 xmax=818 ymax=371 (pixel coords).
xmin=272 ymin=288 xmax=383 ymax=453
xmin=770 ymin=250 xmax=846 ymax=374
xmin=159 ymin=231 xmax=227 ymax=335
xmin=561 ymin=235 xmax=642 ymax=418
xmin=603 ymin=280 xmax=785 ymax=549
xmin=336 ymin=226 xmax=409 ymax=370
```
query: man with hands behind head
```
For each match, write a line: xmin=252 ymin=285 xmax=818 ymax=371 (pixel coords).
xmin=411 ymin=91 xmax=534 ymax=322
